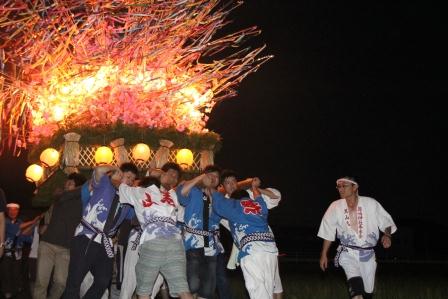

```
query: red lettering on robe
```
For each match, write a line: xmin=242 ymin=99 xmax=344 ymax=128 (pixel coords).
xmin=240 ymin=199 xmax=262 ymax=215
xmin=161 ymin=191 xmax=175 ymax=207
xmin=142 ymin=192 xmax=158 ymax=208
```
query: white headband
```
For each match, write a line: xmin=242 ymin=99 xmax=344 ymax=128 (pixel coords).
xmin=336 ymin=178 xmax=358 ymax=186
xmin=6 ymin=203 xmax=20 ymax=209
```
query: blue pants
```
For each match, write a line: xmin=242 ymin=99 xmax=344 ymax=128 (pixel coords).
xmin=186 ymin=248 xmax=217 ymax=298
xmin=216 ymin=252 xmax=234 ymax=299
xmin=62 ymin=235 xmax=112 ymax=299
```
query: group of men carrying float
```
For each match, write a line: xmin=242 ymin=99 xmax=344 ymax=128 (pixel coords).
xmin=59 ymin=161 xmax=284 ymax=299
xmin=1 ymin=160 xmax=395 ymax=299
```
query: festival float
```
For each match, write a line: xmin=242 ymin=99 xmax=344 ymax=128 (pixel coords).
xmin=0 ymin=0 xmax=271 ymax=206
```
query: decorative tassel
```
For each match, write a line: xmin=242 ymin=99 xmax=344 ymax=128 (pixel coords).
xmin=110 ymin=138 xmax=129 ymax=166
xmin=150 ymin=139 xmax=173 ymax=169
xmin=200 ymin=149 xmax=214 ymax=170
xmin=62 ymin=132 xmax=80 ymax=174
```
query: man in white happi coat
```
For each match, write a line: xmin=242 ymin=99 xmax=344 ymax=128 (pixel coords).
xmin=118 ymin=162 xmax=192 ymax=299
xmin=318 ymin=176 xmax=397 ymax=299
xmin=119 ymin=175 xmax=172 ymax=299
xmin=119 ymin=215 xmax=167 ymax=299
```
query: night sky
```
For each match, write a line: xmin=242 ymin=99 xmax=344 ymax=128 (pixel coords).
xmin=207 ymin=0 xmax=446 ymax=230
xmin=1 ymin=1 xmax=446 ymax=236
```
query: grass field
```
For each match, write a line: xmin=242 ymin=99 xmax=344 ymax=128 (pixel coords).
xmin=224 ymin=260 xmax=448 ymax=299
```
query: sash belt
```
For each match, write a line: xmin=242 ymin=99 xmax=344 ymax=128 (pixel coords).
xmin=131 ymin=216 xmax=177 ymax=251
xmin=239 ymin=232 xmax=275 ymax=250
xmin=334 ymin=243 xmax=375 ymax=268
xmin=183 ymin=225 xmax=219 ymax=237
xmin=81 ymin=219 xmax=115 ymax=258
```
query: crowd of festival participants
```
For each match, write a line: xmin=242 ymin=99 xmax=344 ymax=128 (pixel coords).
xmin=0 ymin=162 xmax=284 ymax=299
xmin=0 ymin=161 xmax=396 ymax=299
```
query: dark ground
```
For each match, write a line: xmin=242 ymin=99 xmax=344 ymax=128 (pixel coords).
xmin=3 ymin=254 xmax=447 ymax=299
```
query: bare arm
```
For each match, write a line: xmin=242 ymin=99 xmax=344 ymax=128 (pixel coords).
xmin=381 ymin=226 xmax=392 ymax=249
xmin=319 ymin=239 xmax=332 ymax=271
xmin=237 ymin=178 xmax=253 ymax=190
xmin=93 ymin=165 xmax=119 ymax=183
xmin=21 ymin=224 xmax=35 ymax=236
xmin=250 ymin=177 xmax=280 ymax=199
xmin=146 ymin=168 xmax=163 ymax=178
xmin=20 ymin=220 xmax=37 ymax=231
xmin=19 ymin=214 xmax=43 ymax=231
xmin=180 ymin=173 xmax=206 ymax=197
xmin=257 ymin=188 xmax=280 ymax=199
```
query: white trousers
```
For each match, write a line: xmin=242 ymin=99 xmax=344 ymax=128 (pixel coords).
xmin=273 ymin=258 xmax=283 ymax=294
xmin=339 ymin=250 xmax=377 ymax=293
xmin=240 ymin=253 xmax=278 ymax=299
xmin=119 ymin=239 xmax=164 ymax=299
xmin=228 ymin=244 xmax=283 ymax=294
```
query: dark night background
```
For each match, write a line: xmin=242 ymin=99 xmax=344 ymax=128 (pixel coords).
xmin=1 ymin=1 xmax=446 ymax=260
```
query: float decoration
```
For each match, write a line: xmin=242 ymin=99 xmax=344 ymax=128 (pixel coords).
xmin=0 ymin=0 xmax=271 ymax=206
xmin=0 ymin=0 xmax=271 ymax=155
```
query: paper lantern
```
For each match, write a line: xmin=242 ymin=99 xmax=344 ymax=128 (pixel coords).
xmin=25 ymin=164 xmax=44 ymax=182
xmin=40 ymin=148 xmax=60 ymax=167
xmin=94 ymin=146 xmax=113 ymax=165
xmin=132 ymin=143 xmax=151 ymax=162
xmin=176 ymin=148 xmax=194 ymax=168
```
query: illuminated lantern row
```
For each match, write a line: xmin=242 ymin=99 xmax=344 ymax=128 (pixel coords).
xmin=25 ymin=144 xmax=196 ymax=182
xmin=25 ymin=147 xmax=60 ymax=182
xmin=95 ymin=145 xmax=194 ymax=167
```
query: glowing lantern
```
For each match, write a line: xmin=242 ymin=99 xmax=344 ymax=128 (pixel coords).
xmin=176 ymin=148 xmax=194 ymax=168
xmin=25 ymin=164 xmax=44 ymax=182
xmin=94 ymin=146 xmax=114 ymax=165
xmin=40 ymin=148 xmax=60 ymax=167
xmin=132 ymin=143 xmax=151 ymax=162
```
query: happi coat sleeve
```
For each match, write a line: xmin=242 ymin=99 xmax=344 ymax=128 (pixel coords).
xmin=374 ymin=200 xmax=397 ymax=234
xmin=247 ymin=188 xmax=281 ymax=209
xmin=317 ymin=200 xmax=340 ymax=242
